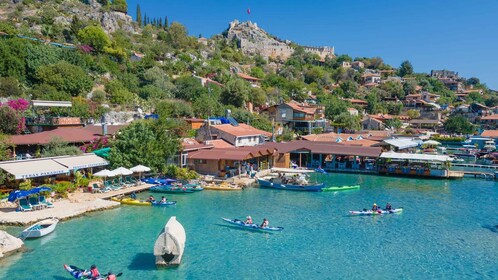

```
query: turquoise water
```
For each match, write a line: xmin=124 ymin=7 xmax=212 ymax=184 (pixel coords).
xmin=1 ymin=174 xmax=497 ymax=279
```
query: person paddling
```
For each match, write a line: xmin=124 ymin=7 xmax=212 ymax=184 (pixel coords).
xmin=89 ymin=264 xmax=100 ymax=280
xmin=245 ymin=216 xmax=253 ymax=224
xmin=372 ymin=203 xmax=379 ymax=211
xmin=260 ymin=218 xmax=269 ymax=228
xmin=385 ymin=203 xmax=392 ymax=211
xmin=106 ymin=271 xmax=116 ymax=280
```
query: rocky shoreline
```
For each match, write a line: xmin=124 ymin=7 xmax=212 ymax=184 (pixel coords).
xmin=0 ymin=230 xmax=23 ymax=259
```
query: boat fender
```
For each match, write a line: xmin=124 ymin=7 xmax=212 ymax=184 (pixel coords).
xmin=270 ymin=183 xmax=273 ymax=186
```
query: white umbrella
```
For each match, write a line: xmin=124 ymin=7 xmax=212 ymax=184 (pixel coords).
xmin=94 ymin=169 xmax=116 ymax=177
xmin=130 ymin=165 xmax=151 ymax=172
xmin=130 ymin=165 xmax=151 ymax=181
xmin=111 ymin=167 xmax=133 ymax=176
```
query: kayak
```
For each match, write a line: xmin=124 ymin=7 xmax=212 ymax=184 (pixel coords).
xmin=64 ymin=264 xmax=121 ymax=279
xmin=322 ymin=185 xmax=360 ymax=192
xmin=221 ymin=218 xmax=283 ymax=232
xmin=349 ymin=208 xmax=403 ymax=216
xmin=150 ymin=185 xmax=194 ymax=193
xmin=111 ymin=197 xmax=152 ymax=206
xmin=151 ymin=201 xmax=177 ymax=206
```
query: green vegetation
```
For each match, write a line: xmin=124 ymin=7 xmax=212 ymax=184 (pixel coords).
xmin=444 ymin=116 xmax=475 ymax=135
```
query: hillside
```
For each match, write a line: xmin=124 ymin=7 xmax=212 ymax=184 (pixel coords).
xmin=0 ymin=0 xmax=495 ymax=139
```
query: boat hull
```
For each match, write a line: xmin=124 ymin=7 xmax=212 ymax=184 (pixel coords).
xmin=20 ymin=218 xmax=59 ymax=239
xmin=322 ymin=185 xmax=360 ymax=192
xmin=257 ymin=179 xmax=324 ymax=192
xmin=221 ymin=218 xmax=283 ymax=232
xmin=203 ymin=184 xmax=243 ymax=191
xmin=150 ymin=185 xmax=194 ymax=193
xmin=151 ymin=201 xmax=177 ymax=207
xmin=154 ymin=216 xmax=186 ymax=267
xmin=349 ymin=208 xmax=403 ymax=216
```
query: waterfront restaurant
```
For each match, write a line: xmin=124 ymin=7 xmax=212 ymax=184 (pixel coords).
xmin=378 ymin=152 xmax=464 ymax=178
xmin=265 ymin=141 xmax=382 ymax=172
xmin=187 ymin=146 xmax=275 ymax=177
xmin=0 ymin=154 xmax=108 ymax=181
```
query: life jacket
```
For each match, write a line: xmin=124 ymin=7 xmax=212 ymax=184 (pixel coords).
xmin=90 ymin=268 xmax=100 ymax=278
xmin=107 ymin=274 xmax=117 ymax=280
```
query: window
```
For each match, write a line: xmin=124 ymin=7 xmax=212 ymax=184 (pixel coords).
xmin=195 ymin=159 xmax=207 ymax=164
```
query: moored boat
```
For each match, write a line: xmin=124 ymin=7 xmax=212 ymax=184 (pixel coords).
xmin=150 ymin=185 xmax=194 ymax=194
xmin=349 ymin=208 xmax=403 ymax=216
xmin=203 ymin=182 xmax=243 ymax=191
xmin=154 ymin=216 xmax=186 ymax=267
xmin=221 ymin=218 xmax=284 ymax=232
xmin=111 ymin=197 xmax=152 ymax=206
xmin=322 ymin=185 xmax=360 ymax=192
xmin=257 ymin=178 xmax=324 ymax=192
xmin=20 ymin=217 xmax=59 ymax=239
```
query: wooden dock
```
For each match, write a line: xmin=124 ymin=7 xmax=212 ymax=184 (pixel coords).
xmin=462 ymin=171 xmax=495 ymax=180
xmin=97 ymin=183 xmax=154 ymax=199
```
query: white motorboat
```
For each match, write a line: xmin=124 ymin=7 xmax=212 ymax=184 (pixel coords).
xmin=20 ymin=218 xmax=59 ymax=239
xmin=154 ymin=216 xmax=186 ymax=267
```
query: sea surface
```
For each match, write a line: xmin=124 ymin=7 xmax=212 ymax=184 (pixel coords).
xmin=1 ymin=173 xmax=497 ymax=280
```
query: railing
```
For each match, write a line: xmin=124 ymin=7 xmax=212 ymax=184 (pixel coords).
xmin=26 ymin=117 xmax=82 ymax=126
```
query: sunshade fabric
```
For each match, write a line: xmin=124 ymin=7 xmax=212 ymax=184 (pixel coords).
xmin=130 ymin=165 xmax=151 ymax=172
xmin=111 ymin=167 xmax=133 ymax=176
xmin=94 ymin=169 xmax=116 ymax=177
xmin=53 ymin=154 xmax=108 ymax=170
xmin=0 ymin=159 xmax=69 ymax=179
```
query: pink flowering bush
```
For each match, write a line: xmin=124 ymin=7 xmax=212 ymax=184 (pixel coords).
xmin=80 ymin=136 xmax=110 ymax=152
xmin=7 ymin=98 xmax=30 ymax=112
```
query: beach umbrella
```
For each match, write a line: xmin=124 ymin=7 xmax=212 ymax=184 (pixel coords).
xmin=8 ymin=190 xmax=31 ymax=202
xmin=130 ymin=165 xmax=151 ymax=180
xmin=93 ymin=169 xmax=116 ymax=183
xmin=111 ymin=167 xmax=133 ymax=176
xmin=29 ymin=186 xmax=51 ymax=195
xmin=422 ymin=140 xmax=441 ymax=147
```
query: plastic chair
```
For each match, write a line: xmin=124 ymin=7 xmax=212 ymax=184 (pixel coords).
xmin=39 ymin=195 xmax=54 ymax=208
xmin=29 ymin=196 xmax=42 ymax=210
xmin=19 ymin=198 xmax=32 ymax=211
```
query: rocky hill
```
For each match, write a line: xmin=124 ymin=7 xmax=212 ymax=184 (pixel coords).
xmin=0 ymin=0 xmax=137 ymax=36
xmin=225 ymin=19 xmax=334 ymax=61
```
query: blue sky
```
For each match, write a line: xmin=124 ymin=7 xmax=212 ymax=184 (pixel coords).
xmin=127 ymin=0 xmax=498 ymax=89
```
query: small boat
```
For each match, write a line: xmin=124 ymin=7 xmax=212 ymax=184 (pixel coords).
xmin=322 ymin=185 xmax=360 ymax=192
xmin=154 ymin=216 xmax=186 ymax=267
xmin=20 ymin=217 xmax=59 ymax=239
xmin=349 ymin=208 xmax=403 ymax=216
xmin=63 ymin=264 xmax=122 ymax=279
xmin=150 ymin=185 xmax=194 ymax=194
xmin=221 ymin=218 xmax=284 ymax=232
xmin=111 ymin=197 xmax=152 ymax=206
xmin=151 ymin=201 xmax=177 ymax=207
xmin=315 ymin=167 xmax=326 ymax=174
xmin=258 ymin=178 xmax=324 ymax=192
xmin=203 ymin=183 xmax=243 ymax=191
xmin=142 ymin=177 xmax=176 ymax=185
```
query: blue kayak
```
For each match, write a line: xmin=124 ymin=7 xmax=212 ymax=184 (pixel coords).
xmin=151 ymin=201 xmax=177 ymax=206
xmin=221 ymin=218 xmax=284 ymax=232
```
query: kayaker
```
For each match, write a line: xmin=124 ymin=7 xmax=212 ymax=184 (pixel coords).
xmin=106 ymin=271 xmax=116 ymax=280
xmin=130 ymin=192 xmax=137 ymax=199
xmin=372 ymin=203 xmax=378 ymax=211
xmin=148 ymin=195 xmax=155 ymax=202
xmin=245 ymin=216 xmax=253 ymax=224
xmin=260 ymin=218 xmax=269 ymax=228
xmin=161 ymin=196 xmax=167 ymax=203
xmin=89 ymin=264 xmax=100 ymax=279
xmin=385 ymin=203 xmax=392 ymax=211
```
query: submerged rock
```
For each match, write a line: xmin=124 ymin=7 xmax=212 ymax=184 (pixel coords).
xmin=0 ymin=230 xmax=23 ymax=258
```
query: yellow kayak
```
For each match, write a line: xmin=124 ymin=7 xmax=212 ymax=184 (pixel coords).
xmin=203 ymin=183 xmax=243 ymax=191
xmin=111 ymin=197 xmax=152 ymax=206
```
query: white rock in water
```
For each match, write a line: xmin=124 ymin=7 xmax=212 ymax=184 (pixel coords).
xmin=0 ymin=230 xmax=23 ymax=258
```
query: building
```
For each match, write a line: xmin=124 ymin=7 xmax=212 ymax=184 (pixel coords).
xmin=351 ymin=61 xmax=365 ymax=70
xmin=130 ymin=52 xmax=145 ymax=62
xmin=342 ymin=61 xmax=351 ymax=68
xmin=184 ymin=118 xmax=205 ymax=130
xmin=237 ymin=72 xmax=262 ymax=87
xmin=361 ymin=73 xmax=381 ymax=85
xmin=300 ymin=131 xmax=382 ymax=147
xmin=269 ymin=101 xmax=326 ymax=135
xmin=430 ymin=70 xmax=459 ymax=80
xmin=378 ymin=152 xmax=463 ymax=178
xmin=346 ymin=98 xmax=368 ymax=108
xmin=196 ymin=121 xmax=271 ymax=147
xmin=480 ymin=115 xmax=498 ymax=129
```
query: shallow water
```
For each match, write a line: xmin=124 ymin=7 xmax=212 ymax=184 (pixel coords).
xmin=1 ymin=173 xmax=497 ymax=279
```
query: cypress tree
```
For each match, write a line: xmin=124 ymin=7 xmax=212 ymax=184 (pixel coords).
xmin=136 ymin=4 xmax=142 ymax=27
xmin=143 ymin=12 xmax=147 ymax=26
xmin=158 ymin=18 xmax=162 ymax=28
xmin=164 ymin=16 xmax=169 ymax=28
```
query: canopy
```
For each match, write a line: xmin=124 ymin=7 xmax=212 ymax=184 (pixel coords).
xmin=0 ymin=159 xmax=70 ymax=180
xmin=383 ymin=138 xmax=421 ymax=150
xmin=8 ymin=190 xmax=31 ymax=202
xmin=380 ymin=152 xmax=452 ymax=162
xmin=130 ymin=165 xmax=151 ymax=172
xmin=112 ymin=167 xmax=133 ymax=176
xmin=422 ymin=140 xmax=441 ymax=146
xmin=94 ymin=169 xmax=116 ymax=177
xmin=29 ymin=186 xmax=51 ymax=195
xmin=53 ymin=154 xmax=108 ymax=170
xmin=93 ymin=148 xmax=111 ymax=158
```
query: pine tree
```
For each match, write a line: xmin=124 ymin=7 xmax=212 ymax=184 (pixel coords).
xmin=136 ymin=4 xmax=142 ymax=27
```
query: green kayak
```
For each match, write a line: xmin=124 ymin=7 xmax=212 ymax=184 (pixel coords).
xmin=322 ymin=185 xmax=360 ymax=192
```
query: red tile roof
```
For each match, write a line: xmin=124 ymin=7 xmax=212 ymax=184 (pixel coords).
xmin=346 ymin=98 xmax=368 ymax=105
xmin=187 ymin=145 xmax=274 ymax=161
xmin=285 ymin=101 xmax=319 ymax=115
xmin=9 ymin=125 xmax=126 ymax=145
xmin=181 ymin=138 xmax=213 ymax=151
xmin=213 ymin=123 xmax=272 ymax=138
xmin=481 ymin=115 xmax=498 ymax=120
xmin=204 ymin=139 xmax=235 ymax=149
xmin=261 ymin=140 xmax=382 ymax=157
xmin=481 ymin=130 xmax=498 ymax=138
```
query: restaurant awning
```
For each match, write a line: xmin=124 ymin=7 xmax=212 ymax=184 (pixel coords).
xmin=383 ymin=138 xmax=421 ymax=149
xmin=53 ymin=154 xmax=109 ymax=170
xmin=0 ymin=159 xmax=70 ymax=179
xmin=380 ymin=152 xmax=452 ymax=162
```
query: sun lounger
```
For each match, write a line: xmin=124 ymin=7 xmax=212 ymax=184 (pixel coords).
xmin=29 ymin=196 xmax=42 ymax=210
xmin=106 ymin=180 xmax=122 ymax=191
xmin=39 ymin=195 xmax=54 ymax=208
xmin=124 ymin=176 xmax=137 ymax=186
xmin=93 ymin=183 xmax=110 ymax=193
xmin=18 ymin=198 xmax=32 ymax=212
